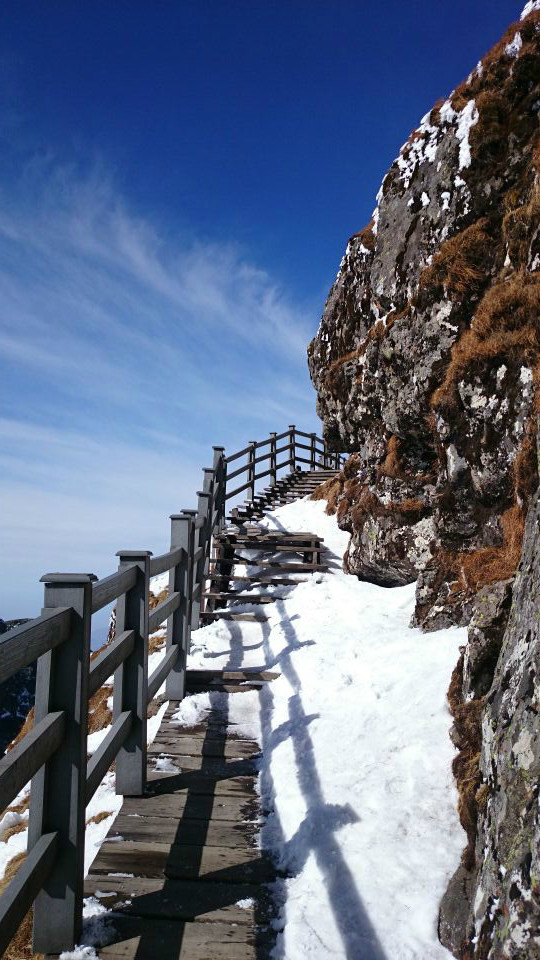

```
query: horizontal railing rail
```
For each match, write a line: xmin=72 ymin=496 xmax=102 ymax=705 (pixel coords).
xmin=0 ymin=425 xmax=345 ymax=958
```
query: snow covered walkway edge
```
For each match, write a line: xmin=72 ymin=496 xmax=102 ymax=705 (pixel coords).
xmin=187 ymin=498 xmax=466 ymax=959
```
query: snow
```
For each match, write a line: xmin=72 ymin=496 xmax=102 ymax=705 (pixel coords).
xmin=2 ymin=498 xmax=466 ymax=958
xmin=521 ymin=0 xmax=540 ymax=18
xmin=505 ymin=31 xmax=523 ymax=57
xmin=187 ymin=498 xmax=467 ymax=959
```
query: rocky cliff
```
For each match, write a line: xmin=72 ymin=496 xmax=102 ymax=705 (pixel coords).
xmin=308 ymin=3 xmax=540 ymax=957
xmin=309 ymin=1 xmax=540 ymax=631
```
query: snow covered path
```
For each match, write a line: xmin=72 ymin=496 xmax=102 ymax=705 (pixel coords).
xmin=185 ymin=498 xmax=467 ymax=960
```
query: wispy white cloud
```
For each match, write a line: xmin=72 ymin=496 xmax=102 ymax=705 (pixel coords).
xmin=0 ymin=157 xmax=321 ymax=619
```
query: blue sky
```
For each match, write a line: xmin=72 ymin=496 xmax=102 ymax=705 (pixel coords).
xmin=0 ymin=0 xmax=521 ymax=625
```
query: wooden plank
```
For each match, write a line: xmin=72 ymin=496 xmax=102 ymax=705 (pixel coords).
xmin=84 ymin=875 xmax=260 ymax=924
xmin=229 ymin=560 xmax=326 ymax=571
xmin=146 ymin=752 xmax=259 ymax=777
xmin=88 ymin=915 xmax=256 ymax=959
xmin=147 ymin=645 xmax=179 ymax=701
xmin=202 ymin=593 xmax=278 ymax=603
xmin=92 ymin=565 xmax=138 ymax=614
xmin=86 ymin=711 xmax=132 ymax=803
xmin=185 ymin=669 xmax=279 ymax=683
xmin=149 ymin=546 xmax=184 ymax=578
xmin=0 ymin=832 xmax=58 ymax=958
xmin=0 ymin=711 xmax=65 ymax=814
xmin=0 ymin=607 xmax=71 ymax=685
xmin=201 ymin=613 xmax=268 ymax=623
xmin=119 ymin=791 xmax=256 ymax=822
xmin=88 ymin=630 xmax=135 ymax=697
xmin=146 ymin=770 xmax=256 ymax=798
xmin=148 ymin=590 xmax=181 ymax=633
xmin=148 ymin=736 xmax=259 ymax=759
xmin=88 ymin=839 xmax=274 ymax=883
xmin=108 ymin=814 xmax=256 ymax=849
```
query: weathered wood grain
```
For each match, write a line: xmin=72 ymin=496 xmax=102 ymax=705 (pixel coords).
xmin=76 ymin=915 xmax=256 ymax=959
xmin=148 ymin=735 xmax=259 ymax=759
xmin=89 ymin=839 xmax=274 ymax=883
xmin=84 ymin=875 xmax=260 ymax=924
xmin=119 ymin=791 xmax=256 ymax=822
xmin=108 ymin=814 xmax=256 ymax=849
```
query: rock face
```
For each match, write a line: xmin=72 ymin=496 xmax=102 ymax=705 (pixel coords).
xmin=441 ymin=482 xmax=540 ymax=958
xmin=308 ymin=3 xmax=540 ymax=631
xmin=308 ymin=4 xmax=540 ymax=956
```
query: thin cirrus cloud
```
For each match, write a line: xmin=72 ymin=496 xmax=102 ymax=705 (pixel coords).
xmin=0 ymin=160 xmax=321 ymax=622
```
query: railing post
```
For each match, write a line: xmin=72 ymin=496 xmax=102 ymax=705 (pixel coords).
xmin=269 ymin=432 xmax=277 ymax=485
xmin=213 ymin=446 xmax=226 ymax=531
xmin=289 ymin=424 xmax=296 ymax=471
xmin=323 ymin=438 xmax=329 ymax=469
xmin=310 ymin=432 xmax=317 ymax=470
xmin=166 ymin=515 xmax=192 ymax=700
xmin=114 ymin=550 xmax=151 ymax=797
xmin=29 ymin=572 xmax=96 ymax=954
xmin=180 ymin=509 xmax=198 ymax=637
xmin=247 ymin=442 xmax=256 ymax=501
xmin=192 ymin=489 xmax=212 ymax=629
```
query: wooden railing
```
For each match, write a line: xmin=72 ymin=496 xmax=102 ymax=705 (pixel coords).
xmin=0 ymin=426 xmax=343 ymax=956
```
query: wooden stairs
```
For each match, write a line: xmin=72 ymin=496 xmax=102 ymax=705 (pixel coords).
xmin=201 ymin=469 xmax=338 ymax=624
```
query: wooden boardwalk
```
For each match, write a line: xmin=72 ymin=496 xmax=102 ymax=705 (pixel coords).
xmin=80 ymin=478 xmax=333 ymax=958
xmin=83 ymin=677 xmax=278 ymax=959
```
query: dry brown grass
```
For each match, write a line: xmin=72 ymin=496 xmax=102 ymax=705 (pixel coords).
xmin=455 ymin=506 xmax=524 ymax=593
xmin=349 ymin=220 xmax=375 ymax=251
xmin=502 ymin=180 xmax=540 ymax=266
xmin=420 ymin=219 xmax=493 ymax=298
xmin=2 ymin=819 xmax=27 ymax=844
xmin=377 ymin=435 xmax=402 ymax=479
xmin=0 ymin=854 xmax=41 ymax=960
xmin=311 ymin=475 xmax=343 ymax=515
xmin=447 ymin=653 xmax=484 ymax=872
xmin=87 ymin=810 xmax=113 ymax=826
xmin=7 ymin=708 xmax=35 ymax=753
xmin=513 ymin=419 xmax=539 ymax=505
xmin=88 ymin=684 xmax=112 ymax=736
xmin=432 ymin=271 xmax=540 ymax=410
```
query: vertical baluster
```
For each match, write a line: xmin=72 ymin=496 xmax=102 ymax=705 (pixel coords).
xmin=310 ymin=432 xmax=317 ymax=469
xmin=180 ymin=508 xmax=198 ymax=639
xmin=247 ymin=442 xmax=256 ymax=501
xmin=166 ymin=515 xmax=193 ymax=700
xmin=212 ymin=446 xmax=225 ymax=531
xmin=269 ymin=432 xmax=277 ymax=485
xmin=192 ymin=488 xmax=212 ymax=628
xmin=289 ymin=424 xmax=296 ymax=471
xmin=29 ymin=572 xmax=96 ymax=954
xmin=114 ymin=550 xmax=151 ymax=797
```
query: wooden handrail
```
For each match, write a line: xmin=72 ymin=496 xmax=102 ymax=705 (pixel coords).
xmin=86 ymin=711 xmax=133 ymax=804
xmin=149 ymin=546 xmax=184 ymax=578
xmin=92 ymin=564 xmax=138 ymax=613
xmin=0 ymin=712 xmax=65 ymax=814
xmin=148 ymin=591 xmax=181 ymax=633
xmin=0 ymin=424 xmax=344 ymax=957
xmin=0 ymin=832 xmax=58 ymax=958
xmin=88 ymin=629 xmax=135 ymax=698
xmin=0 ymin=608 xmax=71 ymax=685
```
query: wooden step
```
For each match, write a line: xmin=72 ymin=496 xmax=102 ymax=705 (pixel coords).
xmin=200 ymin=612 xmax=268 ymax=622
xmin=207 ymin=575 xmax=305 ymax=586
xmin=203 ymin=592 xmax=279 ymax=604
xmin=228 ymin=559 xmax=327 ymax=571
